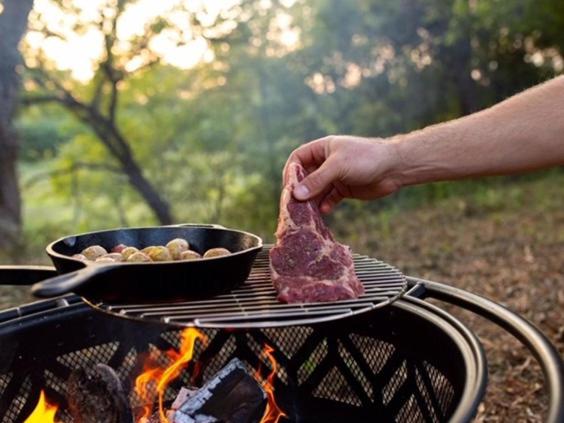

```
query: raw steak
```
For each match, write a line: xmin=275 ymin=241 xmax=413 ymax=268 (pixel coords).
xmin=269 ymin=162 xmax=364 ymax=303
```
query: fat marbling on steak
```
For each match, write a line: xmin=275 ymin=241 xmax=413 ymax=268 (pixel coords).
xmin=269 ymin=162 xmax=364 ymax=303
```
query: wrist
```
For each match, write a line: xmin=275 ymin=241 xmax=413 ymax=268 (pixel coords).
xmin=385 ymin=134 xmax=413 ymax=188
xmin=386 ymin=126 xmax=449 ymax=187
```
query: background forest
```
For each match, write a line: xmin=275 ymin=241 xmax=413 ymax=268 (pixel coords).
xmin=0 ymin=0 xmax=562 ymax=421
xmin=0 ymin=0 xmax=561 ymax=253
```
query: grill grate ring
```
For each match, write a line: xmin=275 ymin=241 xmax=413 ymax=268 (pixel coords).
xmin=91 ymin=245 xmax=407 ymax=328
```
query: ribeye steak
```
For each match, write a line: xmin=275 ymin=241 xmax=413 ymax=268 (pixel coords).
xmin=269 ymin=162 xmax=364 ymax=303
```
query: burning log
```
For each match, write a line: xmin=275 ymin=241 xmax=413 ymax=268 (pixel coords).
xmin=172 ymin=358 xmax=267 ymax=423
xmin=67 ymin=363 xmax=134 ymax=423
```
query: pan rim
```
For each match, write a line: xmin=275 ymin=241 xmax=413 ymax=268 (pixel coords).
xmin=45 ymin=224 xmax=263 ymax=267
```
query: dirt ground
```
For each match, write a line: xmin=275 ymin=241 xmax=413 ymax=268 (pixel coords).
xmin=0 ymin=178 xmax=562 ymax=422
xmin=338 ymin=180 xmax=563 ymax=422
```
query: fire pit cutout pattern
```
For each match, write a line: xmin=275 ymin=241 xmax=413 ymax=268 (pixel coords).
xmin=1 ymin=294 xmax=473 ymax=423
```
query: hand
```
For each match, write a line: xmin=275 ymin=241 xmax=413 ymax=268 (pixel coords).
xmin=284 ymin=135 xmax=404 ymax=213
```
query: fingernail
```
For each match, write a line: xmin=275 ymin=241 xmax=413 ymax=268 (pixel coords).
xmin=294 ymin=184 xmax=310 ymax=199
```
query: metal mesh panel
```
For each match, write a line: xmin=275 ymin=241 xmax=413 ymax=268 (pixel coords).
xmin=383 ymin=361 xmax=408 ymax=404
xmin=396 ymin=394 xmax=425 ymax=423
xmin=0 ymin=373 xmax=11 ymax=397
xmin=43 ymin=369 xmax=66 ymax=398
xmin=423 ymin=361 xmax=455 ymax=416
xmin=313 ymin=367 xmax=363 ymax=406
xmin=338 ymin=341 xmax=374 ymax=399
xmin=117 ymin=348 xmax=138 ymax=381
xmin=201 ymin=335 xmax=237 ymax=381
xmin=415 ymin=366 xmax=441 ymax=423
xmin=57 ymin=342 xmax=119 ymax=369
xmin=3 ymin=376 xmax=31 ymax=423
xmin=350 ymin=333 xmax=396 ymax=374
xmin=160 ymin=330 xmax=181 ymax=348
xmin=262 ymin=327 xmax=313 ymax=357
xmin=297 ymin=340 xmax=328 ymax=384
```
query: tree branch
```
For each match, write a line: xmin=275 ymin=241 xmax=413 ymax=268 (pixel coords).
xmin=23 ymin=162 xmax=123 ymax=189
xmin=20 ymin=94 xmax=65 ymax=106
xmin=23 ymin=65 xmax=133 ymax=160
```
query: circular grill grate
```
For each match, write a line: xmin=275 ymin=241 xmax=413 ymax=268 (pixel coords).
xmin=91 ymin=245 xmax=407 ymax=328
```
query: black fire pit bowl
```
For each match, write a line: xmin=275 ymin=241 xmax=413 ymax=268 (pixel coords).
xmin=0 ymin=264 xmax=561 ymax=422
xmin=0 ymin=292 xmax=484 ymax=423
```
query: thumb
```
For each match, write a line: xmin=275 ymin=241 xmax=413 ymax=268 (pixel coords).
xmin=293 ymin=159 xmax=339 ymax=200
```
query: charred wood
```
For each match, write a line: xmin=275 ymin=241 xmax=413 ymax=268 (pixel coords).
xmin=67 ymin=363 xmax=134 ymax=423
xmin=173 ymin=359 xmax=266 ymax=423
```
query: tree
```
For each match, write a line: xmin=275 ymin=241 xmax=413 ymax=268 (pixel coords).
xmin=0 ymin=0 xmax=34 ymax=250
xmin=22 ymin=0 xmax=205 ymax=224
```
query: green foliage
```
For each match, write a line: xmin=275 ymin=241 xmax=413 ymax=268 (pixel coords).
xmin=16 ymin=106 xmax=79 ymax=160
xmin=13 ymin=0 xmax=564 ymax=256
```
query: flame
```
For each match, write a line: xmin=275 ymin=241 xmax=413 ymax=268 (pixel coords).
xmin=25 ymin=333 xmax=286 ymax=423
xmin=258 ymin=345 xmax=287 ymax=423
xmin=24 ymin=390 xmax=59 ymax=423
xmin=134 ymin=328 xmax=207 ymax=422
xmin=135 ymin=366 xmax=165 ymax=420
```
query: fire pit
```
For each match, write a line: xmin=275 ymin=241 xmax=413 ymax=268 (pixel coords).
xmin=0 ymin=253 xmax=562 ymax=422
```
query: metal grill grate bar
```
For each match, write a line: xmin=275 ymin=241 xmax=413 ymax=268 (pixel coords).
xmin=96 ymin=246 xmax=407 ymax=328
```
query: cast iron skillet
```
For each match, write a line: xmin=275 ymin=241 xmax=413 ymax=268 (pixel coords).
xmin=31 ymin=223 xmax=263 ymax=304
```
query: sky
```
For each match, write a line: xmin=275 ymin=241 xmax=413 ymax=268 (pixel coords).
xmin=24 ymin=0 xmax=244 ymax=81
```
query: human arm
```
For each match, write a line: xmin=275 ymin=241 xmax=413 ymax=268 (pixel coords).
xmin=286 ymin=76 xmax=564 ymax=213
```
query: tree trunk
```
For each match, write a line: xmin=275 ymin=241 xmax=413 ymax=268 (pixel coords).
xmin=64 ymin=105 xmax=174 ymax=225
xmin=0 ymin=0 xmax=34 ymax=250
xmin=121 ymin=157 xmax=173 ymax=225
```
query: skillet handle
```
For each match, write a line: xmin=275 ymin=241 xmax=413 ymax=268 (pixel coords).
xmin=0 ymin=266 xmax=57 ymax=285
xmin=31 ymin=265 xmax=114 ymax=298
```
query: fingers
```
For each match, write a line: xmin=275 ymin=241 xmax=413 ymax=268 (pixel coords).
xmin=293 ymin=157 xmax=340 ymax=201
xmin=283 ymin=137 xmax=330 ymax=185
xmin=319 ymin=188 xmax=344 ymax=214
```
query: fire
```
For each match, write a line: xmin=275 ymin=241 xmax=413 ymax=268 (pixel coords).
xmin=258 ymin=345 xmax=287 ymax=423
xmin=24 ymin=331 xmax=287 ymax=423
xmin=134 ymin=328 xmax=207 ymax=423
xmin=24 ymin=390 xmax=59 ymax=423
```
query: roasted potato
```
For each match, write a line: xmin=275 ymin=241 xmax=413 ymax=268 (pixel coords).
xmin=203 ymin=247 xmax=231 ymax=258
xmin=111 ymin=244 xmax=128 ymax=253
xmin=81 ymin=245 xmax=108 ymax=260
xmin=166 ymin=238 xmax=189 ymax=260
xmin=180 ymin=250 xmax=201 ymax=261
xmin=141 ymin=246 xmax=158 ymax=255
xmin=126 ymin=252 xmax=151 ymax=262
xmin=120 ymin=246 xmax=139 ymax=260
xmin=95 ymin=256 xmax=118 ymax=263
xmin=76 ymin=238 xmax=231 ymax=263
xmin=147 ymin=246 xmax=172 ymax=262
xmin=100 ymin=253 xmax=124 ymax=262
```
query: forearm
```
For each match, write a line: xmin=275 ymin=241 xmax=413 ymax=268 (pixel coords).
xmin=391 ymin=76 xmax=564 ymax=186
